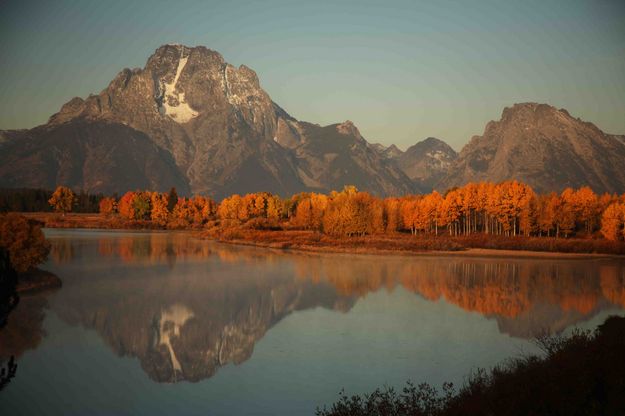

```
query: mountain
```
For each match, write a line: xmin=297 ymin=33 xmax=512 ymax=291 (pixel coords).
xmin=369 ymin=143 xmax=404 ymax=159
xmin=0 ymin=120 xmax=190 ymax=194
xmin=394 ymin=137 xmax=457 ymax=191
xmin=276 ymin=120 xmax=417 ymax=195
xmin=438 ymin=103 xmax=625 ymax=194
xmin=0 ymin=44 xmax=416 ymax=198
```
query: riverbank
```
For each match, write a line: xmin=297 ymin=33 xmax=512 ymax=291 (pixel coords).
xmin=20 ymin=212 xmax=167 ymax=230
xmin=16 ymin=269 xmax=62 ymax=294
xmin=17 ymin=212 xmax=625 ymax=258
xmin=204 ymin=228 xmax=625 ymax=259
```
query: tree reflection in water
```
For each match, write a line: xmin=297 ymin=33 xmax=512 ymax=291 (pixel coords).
xmin=29 ymin=232 xmax=625 ymax=383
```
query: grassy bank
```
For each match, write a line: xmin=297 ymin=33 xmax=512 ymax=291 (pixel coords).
xmin=20 ymin=212 xmax=166 ymax=230
xmin=206 ymin=227 xmax=625 ymax=257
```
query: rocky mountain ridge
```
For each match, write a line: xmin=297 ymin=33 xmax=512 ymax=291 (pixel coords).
xmin=437 ymin=103 xmax=625 ymax=194
xmin=1 ymin=44 xmax=416 ymax=198
xmin=1 ymin=44 xmax=624 ymax=196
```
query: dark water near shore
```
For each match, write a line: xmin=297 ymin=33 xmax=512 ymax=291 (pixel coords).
xmin=1 ymin=229 xmax=624 ymax=415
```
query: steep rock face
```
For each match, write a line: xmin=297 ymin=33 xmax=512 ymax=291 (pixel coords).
xmin=47 ymin=44 xmax=304 ymax=198
xmin=394 ymin=137 xmax=457 ymax=191
xmin=5 ymin=44 xmax=416 ymax=197
xmin=438 ymin=103 xmax=625 ymax=193
xmin=0 ymin=120 xmax=190 ymax=194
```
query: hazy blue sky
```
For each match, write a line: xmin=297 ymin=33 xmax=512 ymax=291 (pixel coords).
xmin=1 ymin=0 xmax=624 ymax=150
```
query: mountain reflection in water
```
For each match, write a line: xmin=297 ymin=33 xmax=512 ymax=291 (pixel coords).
xmin=2 ymin=230 xmax=624 ymax=385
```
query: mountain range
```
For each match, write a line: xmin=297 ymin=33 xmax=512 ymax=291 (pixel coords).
xmin=1 ymin=44 xmax=624 ymax=197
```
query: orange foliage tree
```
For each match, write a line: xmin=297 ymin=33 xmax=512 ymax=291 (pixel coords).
xmin=99 ymin=197 xmax=117 ymax=216
xmin=150 ymin=192 xmax=170 ymax=225
xmin=0 ymin=213 xmax=51 ymax=273
xmin=294 ymin=193 xmax=328 ymax=230
xmin=118 ymin=192 xmax=136 ymax=220
xmin=92 ymin=180 xmax=625 ymax=241
xmin=601 ymin=203 xmax=624 ymax=241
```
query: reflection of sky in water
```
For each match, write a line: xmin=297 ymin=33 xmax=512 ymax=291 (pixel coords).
xmin=1 ymin=229 xmax=624 ymax=415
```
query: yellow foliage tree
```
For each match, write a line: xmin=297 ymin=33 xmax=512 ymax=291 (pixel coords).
xmin=48 ymin=186 xmax=76 ymax=214
xmin=600 ymin=203 xmax=624 ymax=241
xmin=150 ymin=193 xmax=170 ymax=225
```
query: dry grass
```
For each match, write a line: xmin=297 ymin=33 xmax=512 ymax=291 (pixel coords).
xmin=20 ymin=212 xmax=165 ymax=230
xmin=207 ymin=226 xmax=625 ymax=256
xmin=453 ymin=233 xmax=625 ymax=255
xmin=204 ymin=227 xmax=465 ymax=254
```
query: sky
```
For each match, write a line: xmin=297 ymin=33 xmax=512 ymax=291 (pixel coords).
xmin=0 ymin=0 xmax=624 ymax=150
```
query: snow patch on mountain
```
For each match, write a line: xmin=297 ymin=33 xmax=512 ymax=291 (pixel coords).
xmin=160 ymin=51 xmax=198 ymax=123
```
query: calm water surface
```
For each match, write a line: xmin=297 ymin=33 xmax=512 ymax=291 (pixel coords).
xmin=1 ymin=229 xmax=625 ymax=415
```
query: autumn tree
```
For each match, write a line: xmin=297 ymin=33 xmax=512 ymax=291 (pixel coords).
xmin=172 ymin=197 xmax=192 ymax=226
xmin=537 ymin=193 xmax=558 ymax=237
xmin=118 ymin=192 xmax=136 ymax=220
xmin=556 ymin=188 xmax=576 ymax=238
xmin=266 ymin=195 xmax=285 ymax=222
xmin=370 ymin=198 xmax=385 ymax=235
xmin=252 ymin=193 xmax=268 ymax=218
xmin=132 ymin=192 xmax=152 ymax=220
xmin=601 ymin=203 xmax=624 ymax=241
xmin=519 ymin=194 xmax=538 ymax=237
xmin=0 ymin=213 xmax=50 ymax=273
xmin=217 ymin=194 xmax=242 ymax=222
xmin=150 ymin=192 xmax=170 ymax=225
xmin=383 ymin=198 xmax=400 ymax=234
xmin=192 ymin=196 xmax=216 ymax=225
xmin=323 ymin=188 xmax=374 ymax=237
xmin=573 ymin=187 xmax=599 ymax=234
xmin=441 ymin=190 xmax=461 ymax=236
xmin=99 ymin=197 xmax=117 ymax=216
xmin=294 ymin=198 xmax=313 ymax=228
xmin=48 ymin=186 xmax=76 ymax=214
xmin=400 ymin=197 xmax=421 ymax=235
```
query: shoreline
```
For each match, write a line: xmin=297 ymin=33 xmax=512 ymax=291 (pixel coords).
xmin=210 ymin=236 xmax=621 ymax=260
xmin=16 ymin=268 xmax=62 ymax=294
xmin=14 ymin=212 xmax=625 ymax=260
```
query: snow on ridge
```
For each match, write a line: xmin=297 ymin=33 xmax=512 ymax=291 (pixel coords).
xmin=160 ymin=48 xmax=199 ymax=123
xmin=426 ymin=150 xmax=451 ymax=167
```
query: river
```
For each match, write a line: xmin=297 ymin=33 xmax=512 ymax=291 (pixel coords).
xmin=1 ymin=229 xmax=624 ymax=415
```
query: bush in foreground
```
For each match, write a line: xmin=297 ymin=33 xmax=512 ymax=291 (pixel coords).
xmin=317 ymin=316 xmax=625 ymax=416
xmin=0 ymin=213 xmax=50 ymax=273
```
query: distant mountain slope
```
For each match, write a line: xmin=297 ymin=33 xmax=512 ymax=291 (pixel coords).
xmin=438 ymin=103 xmax=625 ymax=194
xmin=0 ymin=120 xmax=190 ymax=194
xmin=394 ymin=137 xmax=457 ymax=191
xmin=275 ymin=120 xmax=417 ymax=195
xmin=0 ymin=45 xmax=413 ymax=198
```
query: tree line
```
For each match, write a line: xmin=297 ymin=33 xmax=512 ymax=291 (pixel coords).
xmin=0 ymin=188 xmax=102 ymax=213
xmin=38 ymin=182 xmax=625 ymax=241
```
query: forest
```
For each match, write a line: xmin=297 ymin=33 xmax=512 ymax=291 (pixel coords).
xmin=37 ymin=181 xmax=625 ymax=243
xmin=0 ymin=188 xmax=102 ymax=213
